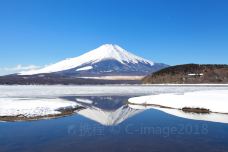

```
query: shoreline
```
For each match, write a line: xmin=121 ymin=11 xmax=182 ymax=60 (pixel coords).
xmin=0 ymin=107 xmax=84 ymax=122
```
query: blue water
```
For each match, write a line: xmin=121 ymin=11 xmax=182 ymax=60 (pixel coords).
xmin=0 ymin=96 xmax=228 ymax=152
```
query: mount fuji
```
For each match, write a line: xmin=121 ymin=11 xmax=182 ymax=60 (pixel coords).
xmin=19 ymin=44 xmax=168 ymax=78
xmin=0 ymin=44 xmax=168 ymax=84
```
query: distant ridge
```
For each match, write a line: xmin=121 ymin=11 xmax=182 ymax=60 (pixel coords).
xmin=143 ymin=64 xmax=228 ymax=84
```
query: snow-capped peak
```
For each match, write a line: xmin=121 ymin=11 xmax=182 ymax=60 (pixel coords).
xmin=19 ymin=44 xmax=154 ymax=75
xmin=85 ymin=44 xmax=154 ymax=65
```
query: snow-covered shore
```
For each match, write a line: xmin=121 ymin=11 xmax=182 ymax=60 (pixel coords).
xmin=1 ymin=85 xmax=228 ymax=97
xmin=1 ymin=86 xmax=228 ymax=122
xmin=128 ymin=90 xmax=228 ymax=114
xmin=128 ymin=104 xmax=228 ymax=124
xmin=0 ymin=98 xmax=78 ymax=118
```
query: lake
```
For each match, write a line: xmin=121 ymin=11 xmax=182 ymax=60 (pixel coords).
xmin=0 ymin=85 xmax=228 ymax=152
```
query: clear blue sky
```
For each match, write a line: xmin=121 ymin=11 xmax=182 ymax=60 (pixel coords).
xmin=0 ymin=0 xmax=228 ymax=75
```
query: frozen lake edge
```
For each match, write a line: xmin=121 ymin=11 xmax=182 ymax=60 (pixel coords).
xmin=0 ymin=85 xmax=228 ymax=122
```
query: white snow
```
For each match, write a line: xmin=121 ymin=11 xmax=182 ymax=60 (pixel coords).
xmin=76 ymin=66 xmax=93 ymax=71
xmin=0 ymin=85 xmax=228 ymax=122
xmin=0 ymin=85 xmax=228 ymax=97
xmin=188 ymin=73 xmax=204 ymax=76
xmin=0 ymin=98 xmax=78 ymax=117
xmin=128 ymin=90 xmax=228 ymax=113
xmin=129 ymin=104 xmax=228 ymax=124
xmin=19 ymin=44 xmax=154 ymax=75
xmin=76 ymin=98 xmax=93 ymax=104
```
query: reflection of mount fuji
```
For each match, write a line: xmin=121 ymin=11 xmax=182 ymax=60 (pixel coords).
xmin=65 ymin=96 xmax=143 ymax=126
xmin=129 ymin=104 xmax=228 ymax=124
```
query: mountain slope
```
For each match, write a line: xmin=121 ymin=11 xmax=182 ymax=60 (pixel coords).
xmin=143 ymin=64 xmax=228 ymax=84
xmin=19 ymin=44 xmax=168 ymax=77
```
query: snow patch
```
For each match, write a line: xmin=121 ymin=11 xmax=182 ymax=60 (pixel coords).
xmin=129 ymin=104 xmax=228 ymax=124
xmin=128 ymin=90 xmax=228 ymax=114
xmin=76 ymin=66 xmax=93 ymax=71
xmin=0 ymin=98 xmax=78 ymax=117
xmin=0 ymin=85 xmax=228 ymax=97
xmin=188 ymin=73 xmax=204 ymax=76
xmin=76 ymin=98 xmax=93 ymax=104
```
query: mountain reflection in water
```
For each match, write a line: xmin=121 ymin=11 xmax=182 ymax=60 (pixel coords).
xmin=64 ymin=96 xmax=228 ymax=125
xmin=1 ymin=95 xmax=228 ymax=152
xmin=63 ymin=96 xmax=144 ymax=126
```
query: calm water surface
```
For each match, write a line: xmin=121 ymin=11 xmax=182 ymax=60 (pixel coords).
xmin=0 ymin=96 xmax=228 ymax=152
